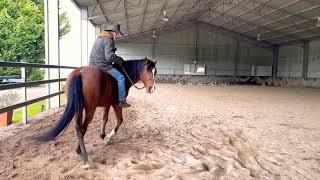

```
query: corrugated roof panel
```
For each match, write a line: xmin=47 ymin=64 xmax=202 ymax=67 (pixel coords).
xmin=127 ymin=7 xmax=144 ymax=17
xmin=128 ymin=16 xmax=141 ymax=26
xmin=226 ymin=8 xmax=247 ymax=17
xmin=238 ymin=12 xmax=264 ymax=23
xmin=146 ymin=2 xmax=162 ymax=12
xmin=101 ymin=0 xmax=123 ymax=13
xmin=149 ymin=0 xmax=163 ymax=4
xmin=300 ymin=7 xmax=320 ymax=18
xmin=73 ymin=0 xmax=320 ymax=44
xmin=143 ymin=12 xmax=158 ymax=19
xmin=108 ymin=11 xmax=125 ymax=21
xmin=283 ymin=1 xmax=315 ymax=13
xmin=267 ymin=0 xmax=297 ymax=7
xmin=166 ymin=0 xmax=181 ymax=8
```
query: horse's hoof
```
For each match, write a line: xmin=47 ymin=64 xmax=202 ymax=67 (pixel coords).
xmin=105 ymin=138 xmax=111 ymax=145
xmin=82 ymin=162 xmax=95 ymax=169
xmin=100 ymin=133 xmax=106 ymax=139
xmin=75 ymin=146 xmax=81 ymax=155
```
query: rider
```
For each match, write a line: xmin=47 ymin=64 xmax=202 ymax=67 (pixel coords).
xmin=89 ymin=23 xmax=131 ymax=108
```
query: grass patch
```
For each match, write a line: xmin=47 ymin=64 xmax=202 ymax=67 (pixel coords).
xmin=12 ymin=100 xmax=46 ymax=123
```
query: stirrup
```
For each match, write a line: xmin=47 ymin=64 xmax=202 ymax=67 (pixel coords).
xmin=118 ymin=101 xmax=131 ymax=108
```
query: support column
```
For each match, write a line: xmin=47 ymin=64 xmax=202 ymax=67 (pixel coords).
xmin=21 ymin=68 xmax=27 ymax=124
xmin=194 ymin=22 xmax=199 ymax=63
xmin=81 ymin=7 xmax=89 ymax=66
xmin=234 ymin=40 xmax=240 ymax=77
xmin=152 ymin=36 xmax=156 ymax=59
xmin=44 ymin=0 xmax=60 ymax=109
xmin=272 ymin=46 xmax=279 ymax=78
xmin=302 ymin=41 xmax=310 ymax=78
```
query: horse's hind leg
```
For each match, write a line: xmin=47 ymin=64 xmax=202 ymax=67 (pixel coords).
xmin=100 ymin=105 xmax=111 ymax=140
xmin=105 ymin=106 xmax=123 ymax=145
xmin=75 ymin=110 xmax=83 ymax=155
xmin=75 ymin=108 xmax=95 ymax=168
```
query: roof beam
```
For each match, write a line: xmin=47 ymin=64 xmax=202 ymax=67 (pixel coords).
xmin=272 ymin=34 xmax=320 ymax=45
xmin=249 ymin=0 xmax=315 ymax=22
xmin=304 ymin=0 xmax=320 ymax=5
xmin=102 ymin=1 xmax=162 ymax=14
xmin=139 ymin=0 xmax=148 ymax=33
xmin=252 ymin=6 xmax=320 ymax=35
xmin=161 ymin=0 xmax=185 ymax=27
xmin=95 ymin=0 xmax=110 ymax=24
xmin=211 ymin=0 xmax=279 ymax=25
xmin=230 ymin=0 xmax=302 ymax=32
xmin=77 ymin=0 xmax=115 ymax=6
xmin=198 ymin=20 xmax=274 ymax=49
xmin=168 ymin=9 xmax=208 ymax=26
xmin=112 ymin=0 xmax=122 ymax=13
xmin=263 ymin=26 xmax=320 ymax=41
xmin=126 ymin=0 xmax=143 ymax=7
xmin=124 ymin=0 xmax=129 ymax=35
xmin=117 ymin=20 xmax=197 ymax=41
xmin=164 ymin=0 xmax=216 ymax=27
xmin=240 ymin=4 xmax=320 ymax=35
xmin=208 ymin=0 xmax=247 ymax=24
xmin=117 ymin=20 xmax=274 ymax=49
xmin=207 ymin=9 xmax=274 ymax=33
xmin=261 ymin=20 xmax=311 ymax=35
xmin=152 ymin=0 xmax=168 ymax=30
xmin=199 ymin=0 xmax=246 ymax=23
xmin=88 ymin=5 xmax=98 ymax=19
xmin=216 ymin=0 xmax=273 ymax=28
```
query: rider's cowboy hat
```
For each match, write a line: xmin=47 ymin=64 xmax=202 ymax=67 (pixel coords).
xmin=104 ymin=23 xmax=124 ymax=36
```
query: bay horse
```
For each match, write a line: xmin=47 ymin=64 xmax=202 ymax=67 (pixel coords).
xmin=37 ymin=58 xmax=157 ymax=168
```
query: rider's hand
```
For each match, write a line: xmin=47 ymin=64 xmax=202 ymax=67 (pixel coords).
xmin=115 ymin=56 xmax=124 ymax=66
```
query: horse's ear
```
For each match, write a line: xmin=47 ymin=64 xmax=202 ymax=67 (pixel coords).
xmin=153 ymin=59 xmax=157 ymax=64
xmin=144 ymin=57 xmax=148 ymax=64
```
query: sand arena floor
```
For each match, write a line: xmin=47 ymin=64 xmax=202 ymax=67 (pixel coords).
xmin=0 ymin=83 xmax=320 ymax=179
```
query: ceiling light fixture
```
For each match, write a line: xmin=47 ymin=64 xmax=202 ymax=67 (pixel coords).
xmin=257 ymin=33 xmax=261 ymax=41
xmin=152 ymin=30 xmax=157 ymax=38
xmin=316 ymin=17 xmax=320 ymax=27
xmin=161 ymin=10 xmax=169 ymax=22
xmin=88 ymin=15 xmax=103 ymax=20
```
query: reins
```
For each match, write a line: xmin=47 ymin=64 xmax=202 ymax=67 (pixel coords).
xmin=121 ymin=66 xmax=145 ymax=90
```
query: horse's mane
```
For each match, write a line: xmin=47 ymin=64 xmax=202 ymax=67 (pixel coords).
xmin=121 ymin=59 xmax=145 ymax=82
xmin=113 ymin=58 xmax=156 ymax=85
xmin=115 ymin=59 xmax=144 ymax=81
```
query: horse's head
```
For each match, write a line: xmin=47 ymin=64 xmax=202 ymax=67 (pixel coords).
xmin=140 ymin=57 xmax=157 ymax=93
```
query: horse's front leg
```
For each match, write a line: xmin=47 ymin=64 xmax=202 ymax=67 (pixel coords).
xmin=105 ymin=106 xmax=123 ymax=145
xmin=100 ymin=106 xmax=111 ymax=140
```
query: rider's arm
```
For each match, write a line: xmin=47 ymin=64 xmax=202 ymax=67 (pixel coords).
xmin=104 ymin=38 xmax=124 ymax=65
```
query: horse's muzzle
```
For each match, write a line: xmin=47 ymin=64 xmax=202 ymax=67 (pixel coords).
xmin=147 ymin=86 xmax=156 ymax=94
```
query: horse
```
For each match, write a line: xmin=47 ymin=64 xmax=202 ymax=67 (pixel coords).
xmin=36 ymin=58 xmax=157 ymax=168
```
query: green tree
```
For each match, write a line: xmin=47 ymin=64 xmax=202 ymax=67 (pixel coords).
xmin=31 ymin=0 xmax=71 ymax=40
xmin=0 ymin=0 xmax=45 ymax=63
xmin=0 ymin=0 xmax=71 ymax=81
xmin=0 ymin=0 xmax=45 ymax=80
xmin=59 ymin=12 xmax=71 ymax=39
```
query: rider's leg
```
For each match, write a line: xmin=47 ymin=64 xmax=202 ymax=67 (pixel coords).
xmin=106 ymin=68 xmax=131 ymax=107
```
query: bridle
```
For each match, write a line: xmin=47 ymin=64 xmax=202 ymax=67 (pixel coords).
xmin=121 ymin=66 xmax=155 ymax=90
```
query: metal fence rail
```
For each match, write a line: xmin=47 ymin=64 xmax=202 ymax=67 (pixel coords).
xmin=0 ymin=75 xmax=21 ymax=81
xmin=0 ymin=61 xmax=75 ymax=69
xmin=0 ymin=61 xmax=77 ymax=124
xmin=0 ymin=92 xmax=63 ymax=114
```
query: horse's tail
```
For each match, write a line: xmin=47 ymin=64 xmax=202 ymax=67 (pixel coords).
xmin=36 ymin=75 xmax=84 ymax=141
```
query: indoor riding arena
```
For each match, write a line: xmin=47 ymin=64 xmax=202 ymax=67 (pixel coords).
xmin=1 ymin=0 xmax=320 ymax=179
